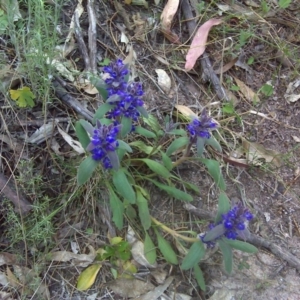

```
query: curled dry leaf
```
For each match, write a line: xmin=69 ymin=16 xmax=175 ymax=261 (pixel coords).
xmin=185 ymin=19 xmax=223 ymax=71
xmin=234 ymin=77 xmax=260 ymax=103
xmin=160 ymin=0 xmax=180 ymax=43
xmin=155 ymin=69 xmax=171 ymax=93
xmin=131 ymin=241 xmax=157 ymax=268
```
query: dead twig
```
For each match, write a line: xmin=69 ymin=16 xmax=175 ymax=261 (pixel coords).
xmin=87 ymin=0 xmax=97 ymax=74
xmin=181 ymin=0 xmax=229 ymax=101
xmin=184 ymin=203 xmax=300 ymax=272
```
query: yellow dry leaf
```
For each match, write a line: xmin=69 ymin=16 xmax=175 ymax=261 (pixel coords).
xmin=175 ymin=105 xmax=198 ymax=119
xmin=234 ymin=77 xmax=260 ymax=103
xmin=77 ymin=264 xmax=102 ymax=291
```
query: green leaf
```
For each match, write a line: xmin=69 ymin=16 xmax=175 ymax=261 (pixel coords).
xmin=118 ymin=140 xmax=132 ymax=153
xmin=136 ymin=191 xmax=151 ymax=230
xmin=222 ymin=102 xmax=235 ymax=115
xmin=202 ymin=224 xmax=225 ymax=242
xmin=94 ymin=103 xmax=113 ymax=120
xmin=218 ymin=239 xmax=233 ymax=274
xmin=278 ymin=0 xmax=291 ymax=9
xmin=224 ymin=239 xmax=258 ymax=253
xmin=200 ymin=159 xmax=226 ymax=190
xmin=108 ymin=187 xmax=124 ymax=230
xmin=167 ymin=129 xmax=187 ymax=136
xmin=112 ymin=168 xmax=136 ymax=204
xmin=140 ymin=159 xmax=171 ymax=178
xmin=90 ymin=76 xmax=108 ymax=99
xmin=260 ymin=83 xmax=274 ymax=97
xmin=166 ymin=137 xmax=189 ymax=156
xmin=77 ymin=264 xmax=102 ymax=291
xmin=193 ymin=265 xmax=206 ymax=291
xmin=10 ymin=86 xmax=35 ymax=108
xmin=180 ymin=180 xmax=200 ymax=194
xmin=77 ymin=157 xmax=98 ymax=185
xmin=75 ymin=121 xmax=90 ymax=149
xmin=205 ymin=135 xmax=222 ymax=153
xmin=215 ymin=192 xmax=231 ymax=223
xmin=149 ymin=179 xmax=193 ymax=202
xmin=181 ymin=241 xmax=205 ymax=270
xmin=98 ymin=57 xmax=110 ymax=66
xmin=144 ymin=232 xmax=157 ymax=264
xmin=196 ymin=137 xmax=205 ymax=157
xmin=143 ymin=114 xmax=160 ymax=133
xmin=155 ymin=230 xmax=178 ymax=265
xmin=134 ymin=126 xmax=156 ymax=138
xmin=129 ymin=141 xmax=158 ymax=155
xmin=161 ymin=152 xmax=173 ymax=171
xmin=121 ymin=117 xmax=132 ymax=137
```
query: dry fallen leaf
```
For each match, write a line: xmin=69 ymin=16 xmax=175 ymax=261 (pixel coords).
xmin=131 ymin=241 xmax=157 ymax=268
xmin=292 ymin=136 xmax=300 ymax=143
xmin=185 ymin=19 xmax=223 ymax=71
xmin=0 ymin=253 xmax=18 ymax=266
xmin=285 ymin=79 xmax=300 ymax=103
xmin=155 ymin=69 xmax=171 ymax=93
xmin=234 ymin=77 xmax=260 ymax=103
xmin=175 ymin=105 xmax=198 ymax=118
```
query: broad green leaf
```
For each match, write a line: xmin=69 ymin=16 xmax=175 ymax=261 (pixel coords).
xmin=215 ymin=192 xmax=231 ymax=223
xmin=193 ymin=264 xmax=206 ymax=291
xmin=112 ymin=168 xmax=136 ymax=204
xmin=167 ymin=129 xmax=186 ymax=136
xmin=161 ymin=152 xmax=173 ymax=171
xmin=129 ymin=141 xmax=158 ymax=155
xmin=77 ymin=264 xmax=102 ymax=291
xmin=10 ymin=86 xmax=35 ymax=108
xmin=144 ymin=232 xmax=157 ymax=264
xmin=121 ymin=117 xmax=132 ymax=137
xmin=224 ymin=239 xmax=258 ymax=253
xmin=77 ymin=157 xmax=98 ymax=185
xmin=94 ymin=103 xmax=113 ymax=120
xmin=200 ymin=159 xmax=226 ymax=190
xmin=278 ymin=0 xmax=291 ymax=9
xmin=136 ymin=191 xmax=151 ymax=230
xmin=137 ymin=106 xmax=149 ymax=118
xmin=181 ymin=241 xmax=205 ymax=270
xmin=108 ymin=187 xmax=124 ymax=230
xmin=90 ymin=76 xmax=108 ymax=99
xmin=155 ymin=230 xmax=178 ymax=265
xmin=134 ymin=126 xmax=156 ymax=138
xmin=196 ymin=137 xmax=205 ymax=157
xmin=125 ymin=204 xmax=137 ymax=220
xmin=166 ymin=137 xmax=189 ymax=156
xmin=218 ymin=239 xmax=233 ymax=274
xmin=75 ymin=121 xmax=90 ymax=149
xmin=118 ymin=140 xmax=132 ymax=153
xmin=149 ymin=179 xmax=193 ymax=202
xmin=140 ymin=159 xmax=170 ymax=178
xmin=143 ymin=114 xmax=160 ymax=133
xmin=202 ymin=224 xmax=225 ymax=242
xmin=205 ymin=135 xmax=222 ymax=152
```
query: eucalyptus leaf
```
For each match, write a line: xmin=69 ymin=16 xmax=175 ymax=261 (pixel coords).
xmin=136 ymin=191 xmax=151 ymax=230
xmin=94 ymin=103 xmax=113 ymax=120
xmin=121 ymin=117 xmax=132 ymax=137
xmin=181 ymin=241 xmax=205 ymax=270
xmin=200 ymin=159 xmax=226 ymax=190
xmin=166 ymin=137 xmax=189 ymax=156
xmin=112 ymin=168 xmax=136 ymax=204
xmin=108 ymin=187 xmax=124 ymax=230
xmin=77 ymin=156 xmax=98 ymax=185
xmin=144 ymin=232 xmax=157 ymax=264
xmin=224 ymin=239 xmax=258 ymax=253
xmin=148 ymin=179 xmax=193 ymax=202
xmin=218 ymin=239 xmax=233 ymax=274
xmin=75 ymin=121 xmax=90 ymax=149
xmin=155 ymin=230 xmax=178 ymax=265
xmin=134 ymin=126 xmax=156 ymax=138
xmin=215 ymin=192 xmax=231 ymax=223
xmin=193 ymin=264 xmax=206 ymax=291
xmin=140 ymin=159 xmax=170 ymax=178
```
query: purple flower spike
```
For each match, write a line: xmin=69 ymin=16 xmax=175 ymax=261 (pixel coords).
xmin=86 ymin=120 xmax=121 ymax=170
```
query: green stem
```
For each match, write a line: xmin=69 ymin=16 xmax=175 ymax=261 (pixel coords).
xmin=151 ymin=216 xmax=199 ymax=243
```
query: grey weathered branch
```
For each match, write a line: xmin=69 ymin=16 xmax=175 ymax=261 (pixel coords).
xmin=87 ymin=0 xmax=97 ymax=74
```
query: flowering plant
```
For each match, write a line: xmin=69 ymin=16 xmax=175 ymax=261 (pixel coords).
xmin=75 ymin=59 xmax=257 ymax=291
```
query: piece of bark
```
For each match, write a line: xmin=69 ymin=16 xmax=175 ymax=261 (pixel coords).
xmin=87 ymin=0 xmax=97 ymax=74
xmin=52 ymin=79 xmax=94 ymax=122
xmin=181 ymin=0 xmax=229 ymax=101
xmin=0 ymin=173 xmax=32 ymax=215
xmin=184 ymin=203 xmax=300 ymax=272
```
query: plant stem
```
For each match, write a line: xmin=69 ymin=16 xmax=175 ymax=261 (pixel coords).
xmin=151 ymin=216 xmax=199 ymax=243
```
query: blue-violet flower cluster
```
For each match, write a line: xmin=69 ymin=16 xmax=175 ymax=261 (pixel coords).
xmin=201 ymin=202 xmax=253 ymax=246
xmin=85 ymin=120 xmax=121 ymax=170
xmin=103 ymin=59 xmax=145 ymax=122
xmin=187 ymin=109 xmax=218 ymax=141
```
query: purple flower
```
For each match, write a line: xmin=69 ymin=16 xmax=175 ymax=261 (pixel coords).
xmin=102 ymin=59 xmax=147 ymax=122
xmin=187 ymin=109 xmax=218 ymax=142
xmin=201 ymin=202 xmax=253 ymax=244
xmin=84 ymin=120 xmax=121 ymax=170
